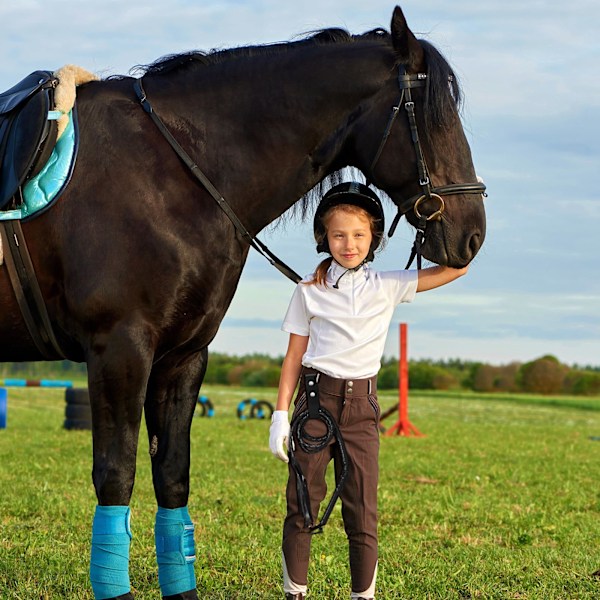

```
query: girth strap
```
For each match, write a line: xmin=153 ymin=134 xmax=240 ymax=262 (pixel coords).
xmin=0 ymin=220 xmax=65 ymax=359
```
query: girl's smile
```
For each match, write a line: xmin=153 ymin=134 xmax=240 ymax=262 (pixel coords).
xmin=325 ymin=211 xmax=373 ymax=270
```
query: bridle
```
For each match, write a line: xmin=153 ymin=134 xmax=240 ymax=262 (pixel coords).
xmin=134 ymin=64 xmax=486 ymax=285
xmin=368 ymin=66 xmax=487 ymax=268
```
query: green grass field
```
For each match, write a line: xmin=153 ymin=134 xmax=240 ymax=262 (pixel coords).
xmin=0 ymin=385 xmax=599 ymax=599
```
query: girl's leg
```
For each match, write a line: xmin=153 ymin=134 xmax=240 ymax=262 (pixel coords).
xmin=335 ymin=389 xmax=380 ymax=598
xmin=282 ymin=389 xmax=333 ymax=594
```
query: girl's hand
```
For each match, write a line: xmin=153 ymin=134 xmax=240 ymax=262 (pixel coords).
xmin=269 ymin=410 xmax=291 ymax=462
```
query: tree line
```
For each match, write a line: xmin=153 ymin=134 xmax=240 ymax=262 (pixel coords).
xmin=177 ymin=353 xmax=600 ymax=396
xmin=3 ymin=354 xmax=598 ymax=396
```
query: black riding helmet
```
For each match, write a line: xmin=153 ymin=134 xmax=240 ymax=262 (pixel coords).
xmin=314 ymin=182 xmax=385 ymax=261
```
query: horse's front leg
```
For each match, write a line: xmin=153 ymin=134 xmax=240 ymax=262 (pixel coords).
xmin=87 ymin=323 xmax=154 ymax=600
xmin=144 ymin=347 xmax=208 ymax=600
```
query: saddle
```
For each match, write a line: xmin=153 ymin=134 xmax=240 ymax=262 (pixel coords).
xmin=0 ymin=70 xmax=59 ymax=210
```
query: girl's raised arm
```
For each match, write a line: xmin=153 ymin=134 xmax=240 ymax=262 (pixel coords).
xmin=416 ymin=265 xmax=469 ymax=293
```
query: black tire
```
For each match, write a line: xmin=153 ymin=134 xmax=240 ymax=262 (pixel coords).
xmin=196 ymin=395 xmax=215 ymax=417
xmin=65 ymin=404 xmax=91 ymax=420
xmin=65 ymin=387 xmax=91 ymax=406
xmin=64 ymin=387 xmax=92 ymax=430
xmin=64 ymin=418 xmax=93 ymax=431
xmin=237 ymin=398 xmax=255 ymax=420
xmin=250 ymin=400 xmax=274 ymax=420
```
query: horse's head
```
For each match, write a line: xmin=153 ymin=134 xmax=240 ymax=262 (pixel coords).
xmin=350 ymin=7 xmax=486 ymax=268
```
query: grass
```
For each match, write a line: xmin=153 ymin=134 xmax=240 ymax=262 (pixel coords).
xmin=0 ymin=385 xmax=599 ymax=599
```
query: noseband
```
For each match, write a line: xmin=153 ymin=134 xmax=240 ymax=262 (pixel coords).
xmin=369 ymin=66 xmax=487 ymax=268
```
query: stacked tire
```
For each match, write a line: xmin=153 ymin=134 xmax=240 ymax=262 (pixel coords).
xmin=64 ymin=388 xmax=92 ymax=430
xmin=237 ymin=398 xmax=274 ymax=420
xmin=196 ymin=395 xmax=215 ymax=417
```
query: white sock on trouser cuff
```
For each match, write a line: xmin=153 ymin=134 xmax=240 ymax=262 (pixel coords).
xmin=350 ymin=561 xmax=378 ymax=599
xmin=282 ymin=551 xmax=308 ymax=595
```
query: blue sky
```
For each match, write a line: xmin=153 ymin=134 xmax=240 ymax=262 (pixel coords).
xmin=1 ymin=1 xmax=599 ymax=366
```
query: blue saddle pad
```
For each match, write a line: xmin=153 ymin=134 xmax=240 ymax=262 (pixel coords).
xmin=0 ymin=108 xmax=78 ymax=221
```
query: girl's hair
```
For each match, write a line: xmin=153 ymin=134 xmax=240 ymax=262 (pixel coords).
xmin=305 ymin=204 xmax=378 ymax=286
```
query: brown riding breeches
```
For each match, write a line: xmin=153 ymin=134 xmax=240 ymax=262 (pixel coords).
xmin=282 ymin=368 xmax=380 ymax=594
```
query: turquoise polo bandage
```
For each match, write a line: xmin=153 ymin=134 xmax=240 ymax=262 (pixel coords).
xmin=90 ymin=505 xmax=132 ymax=599
xmin=155 ymin=506 xmax=196 ymax=596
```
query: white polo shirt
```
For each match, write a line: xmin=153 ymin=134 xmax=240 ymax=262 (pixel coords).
xmin=281 ymin=261 xmax=418 ymax=379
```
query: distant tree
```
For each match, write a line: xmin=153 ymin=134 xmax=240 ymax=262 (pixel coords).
xmin=517 ymin=355 xmax=567 ymax=394
xmin=469 ymin=362 xmax=520 ymax=393
xmin=431 ymin=371 xmax=458 ymax=390
xmin=563 ymin=370 xmax=600 ymax=396
xmin=408 ymin=361 xmax=456 ymax=390
xmin=470 ymin=363 xmax=496 ymax=392
xmin=242 ymin=366 xmax=281 ymax=387
xmin=378 ymin=365 xmax=399 ymax=389
xmin=227 ymin=364 xmax=245 ymax=386
xmin=494 ymin=363 xmax=520 ymax=392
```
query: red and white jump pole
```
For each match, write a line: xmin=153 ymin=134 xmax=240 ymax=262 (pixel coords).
xmin=384 ymin=323 xmax=424 ymax=437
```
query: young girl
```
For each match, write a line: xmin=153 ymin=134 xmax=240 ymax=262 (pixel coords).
xmin=269 ymin=182 xmax=469 ymax=600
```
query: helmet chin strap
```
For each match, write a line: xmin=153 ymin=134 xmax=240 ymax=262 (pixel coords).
xmin=332 ymin=258 xmax=367 ymax=289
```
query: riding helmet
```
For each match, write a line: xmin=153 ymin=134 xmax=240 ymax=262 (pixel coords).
xmin=314 ymin=182 xmax=385 ymax=260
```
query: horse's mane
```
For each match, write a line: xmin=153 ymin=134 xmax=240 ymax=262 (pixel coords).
xmin=129 ymin=29 xmax=461 ymax=124
xmin=129 ymin=28 xmax=388 ymax=77
xmin=118 ymin=27 xmax=462 ymax=225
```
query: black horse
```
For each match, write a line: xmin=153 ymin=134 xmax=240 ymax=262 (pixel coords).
xmin=0 ymin=7 xmax=485 ymax=599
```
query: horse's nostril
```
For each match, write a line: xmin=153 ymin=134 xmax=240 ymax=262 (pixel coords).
xmin=468 ymin=232 xmax=482 ymax=258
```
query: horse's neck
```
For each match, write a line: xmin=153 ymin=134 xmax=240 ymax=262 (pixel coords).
xmin=150 ymin=42 xmax=392 ymax=231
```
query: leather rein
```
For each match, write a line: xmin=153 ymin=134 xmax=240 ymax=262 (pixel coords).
xmin=134 ymin=79 xmax=302 ymax=284
xmin=368 ymin=66 xmax=487 ymax=269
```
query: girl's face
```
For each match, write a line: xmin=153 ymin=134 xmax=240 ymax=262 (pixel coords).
xmin=325 ymin=209 xmax=373 ymax=270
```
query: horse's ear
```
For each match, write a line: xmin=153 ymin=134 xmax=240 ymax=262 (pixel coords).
xmin=391 ymin=6 xmax=424 ymax=70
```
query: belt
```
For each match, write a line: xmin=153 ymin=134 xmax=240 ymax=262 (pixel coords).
xmin=302 ymin=367 xmax=377 ymax=398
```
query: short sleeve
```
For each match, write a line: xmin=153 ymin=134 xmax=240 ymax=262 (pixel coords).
xmin=379 ymin=269 xmax=418 ymax=305
xmin=281 ymin=283 xmax=310 ymax=336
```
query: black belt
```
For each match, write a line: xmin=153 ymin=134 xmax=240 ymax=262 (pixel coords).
xmin=288 ymin=372 xmax=349 ymax=534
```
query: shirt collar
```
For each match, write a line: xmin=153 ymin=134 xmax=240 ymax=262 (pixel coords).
xmin=327 ymin=260 xmax=370 ymax=287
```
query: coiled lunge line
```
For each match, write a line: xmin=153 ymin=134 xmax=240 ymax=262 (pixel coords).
xmin=288 ymin=372 xmax=349 ymax=534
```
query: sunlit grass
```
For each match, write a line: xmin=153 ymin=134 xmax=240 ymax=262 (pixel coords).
xmin=0 ymin=386 xmax=598 ymax=598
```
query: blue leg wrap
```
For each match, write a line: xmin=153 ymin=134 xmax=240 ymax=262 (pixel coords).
xmin=90 ymin=505 xmax=132 ymax=599
xmin=155 ymin=506 xmax=196 ymax=596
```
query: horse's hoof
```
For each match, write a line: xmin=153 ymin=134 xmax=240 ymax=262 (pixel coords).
xmin=110 ymin=594 xmax=135 ymax=600
xmin=163 ymin=590 xmax=198 ymax=600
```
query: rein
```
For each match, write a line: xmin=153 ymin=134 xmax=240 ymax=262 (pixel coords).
xmin=133 ymin=79 xmax=302 ymax=284
xmin=369 ymin=67 xmax=487 ymax=269
xmin=288 ymin=372 xmax=349 ymax=534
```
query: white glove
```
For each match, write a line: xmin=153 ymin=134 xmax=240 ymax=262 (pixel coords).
xmin=269 ymin=410 xmax=290 ymax=463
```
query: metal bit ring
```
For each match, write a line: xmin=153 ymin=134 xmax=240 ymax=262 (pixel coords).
xmin=414 ymin=193 xmax=445 ymax=221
